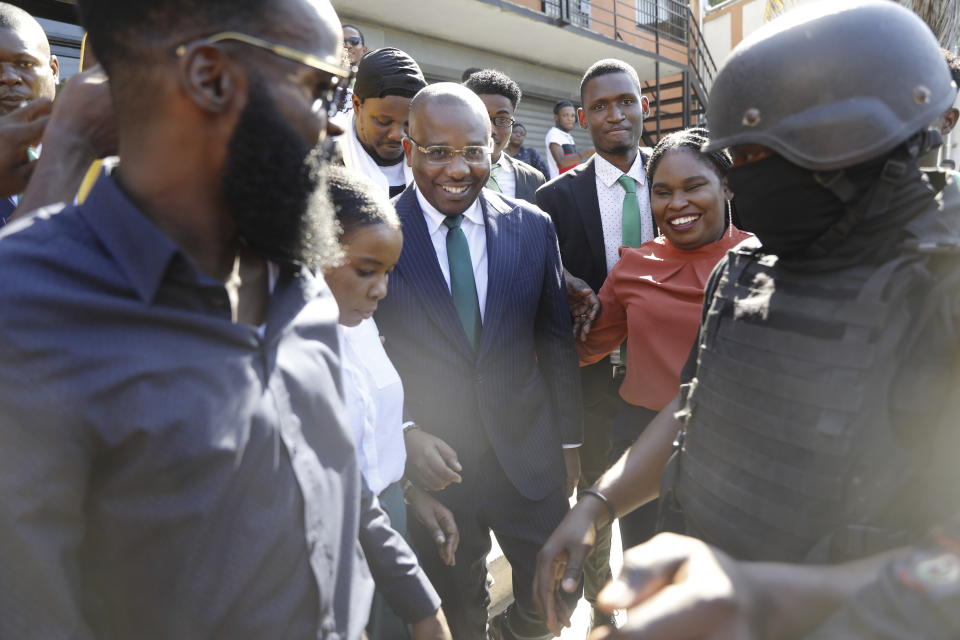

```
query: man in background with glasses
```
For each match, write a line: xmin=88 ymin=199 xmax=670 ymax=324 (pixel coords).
xmin=463 ymin=68 xmax=545 ymax=203
xmin=0 ymin=0 xmax=448 ymax=638
xmin=375 ymin=82 xmax=582 ymax=640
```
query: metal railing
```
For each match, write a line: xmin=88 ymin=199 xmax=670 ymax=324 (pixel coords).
xmin=539 ymin=0 xmax=718 ymax=141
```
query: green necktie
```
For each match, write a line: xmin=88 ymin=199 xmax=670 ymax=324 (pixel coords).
xmin=443 ymin=215 xmax=482 ymax=349
xmin=486 ymin=163 xmax=502 ymax=192
xmin=616 ymin=174 xmax=642 ymax=248
xmin=615 ymin=174 xmax=642 ymax=368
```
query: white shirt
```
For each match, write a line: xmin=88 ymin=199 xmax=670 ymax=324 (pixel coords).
xmin=416 ymin=187 xmax=489 ymax=321
xmin=545 ymin=126 xmax=576 ymax=179
xmin=378 ymin=159 xmax=407 ymax=190
xmin=340 ymin=317 xmax=407 ymax=495
xmin=336 ymin=109 xmax=413 ymax=198
xmin=490 ymin=153 xmax=517 ymax=199
xmin=593 ymin=152 xmax=654 ymax=274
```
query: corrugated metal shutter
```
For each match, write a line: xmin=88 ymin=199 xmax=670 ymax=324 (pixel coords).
xmin=423 ymin=72 xmax=594 ymax=173
xmin=515 ymin=95 xmax=594 ymax=173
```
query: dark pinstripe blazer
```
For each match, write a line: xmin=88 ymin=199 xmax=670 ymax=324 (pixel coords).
xmin=376 ymin=187 xmax=583 ymax=501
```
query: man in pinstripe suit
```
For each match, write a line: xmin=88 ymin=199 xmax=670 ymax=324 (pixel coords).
xmin=375 ymin=83 xmax=583 ymax=640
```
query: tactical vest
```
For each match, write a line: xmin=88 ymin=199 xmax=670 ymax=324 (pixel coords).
xmin=670 ymin=181 xmax=960 ymax=563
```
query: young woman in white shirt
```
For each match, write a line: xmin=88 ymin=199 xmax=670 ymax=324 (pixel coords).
xmin=325 ymin=169 xmax=458 ymax=639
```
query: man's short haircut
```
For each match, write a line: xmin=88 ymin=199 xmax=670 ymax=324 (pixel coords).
xmin=943 ymin=48 xmax=960 ymax=89
xmin=461 ymin=67 xmax=482 ymax=82
xmin=328 ymin=166 xmax=398 ymax=235
xmin=342 ymin=23 xmax=364 ymax=44
xmin=76 ymin=0 xmax=271 ymax=75
xmin=463 ymin=69 xmax=522 ymax=109
xmin=553 ymin=99 xmax=574 ymax=115
xmin=408 ymin=82 xmax=490 ymax=136
xmin=0 ymin=3 xmax=50 ymax=55
xmin=579 ymin=58 xmax=641 ymax=104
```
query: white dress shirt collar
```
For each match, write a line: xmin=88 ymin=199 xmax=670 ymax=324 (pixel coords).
xmin=593 ymin=151 xmax=646 ymax=189
xmin=416 ymin=187 xmax=485 ymax=234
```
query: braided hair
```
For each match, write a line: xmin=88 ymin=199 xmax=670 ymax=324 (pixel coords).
xmin=646 ymin=127 xmax=737 ymax=230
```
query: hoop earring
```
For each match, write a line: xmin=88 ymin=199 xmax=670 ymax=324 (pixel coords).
xmin=726 ymin=199 xmax=733 ymax=238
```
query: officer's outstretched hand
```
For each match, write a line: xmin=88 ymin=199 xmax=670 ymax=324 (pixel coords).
xmin=589 ymin=533 xmax=758 ymax=640
xmin=534 ymin=497 xmax=606 ymax=635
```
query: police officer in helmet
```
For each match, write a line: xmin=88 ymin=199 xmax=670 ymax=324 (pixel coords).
xmin=533 ymin=1 xmax=960 ymax=633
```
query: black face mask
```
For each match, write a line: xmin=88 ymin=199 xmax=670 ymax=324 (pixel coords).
xmin=222 ymin=78 xmax=339 ymax=270
xmin=726 ymin=154 xmax=847 ymax=258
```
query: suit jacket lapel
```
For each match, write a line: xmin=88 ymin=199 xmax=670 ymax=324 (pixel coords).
xmin=394 ymin=188 xmax=475 ymax=360
xmin=477 ymin=192 xmax=520 ymax=361
xmin=570 ymin=158 xmax=606 ymax=275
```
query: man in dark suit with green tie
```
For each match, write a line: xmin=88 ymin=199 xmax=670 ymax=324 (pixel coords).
xmin=376 ymin=82 xmax=582 ymax=640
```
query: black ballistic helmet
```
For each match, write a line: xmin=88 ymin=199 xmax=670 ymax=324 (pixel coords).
xmin=703 ymin=0 xmax=958 ymax=171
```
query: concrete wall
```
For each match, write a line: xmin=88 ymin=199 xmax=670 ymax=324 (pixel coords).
xmin=344 ymin=19 xmax=594 ymax=159
xmin=703 ymin=0 xmax=819 ymax=69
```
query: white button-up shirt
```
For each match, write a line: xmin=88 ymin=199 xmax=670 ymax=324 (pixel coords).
xmin=416 ymin=187 xmax=489 ymax=320
xmin=491 ymin=153 xmax=517 ymax=199
xmin=593 ymin=152 xmax=654 ymax=275
xmin=340 ymin=317 xmax=406 ymax=495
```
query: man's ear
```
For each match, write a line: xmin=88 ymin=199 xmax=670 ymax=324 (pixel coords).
xmin=49 ymin=54 xmax=60 ymax=84
xmin=577 ymin=106 xmax=587 ymax=129
xmin=352 ymin=93 xmax=362 ymax=113
xmin=402 ymin=136 xmax=413 ymax=167
xmin=640 ymin=95 xmax=650 ymax=118
xmin=177 ymin=43 xmax=240 ymax=114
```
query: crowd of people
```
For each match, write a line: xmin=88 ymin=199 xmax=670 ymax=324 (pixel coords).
xmin=0 ymin=0 xmax=958 ymax=639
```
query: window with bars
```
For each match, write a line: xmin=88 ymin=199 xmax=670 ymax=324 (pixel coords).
xmin=635 ymin=0 xmax=687 ymax=43
xmin=542 ymin=0 xmax=591 ymax=28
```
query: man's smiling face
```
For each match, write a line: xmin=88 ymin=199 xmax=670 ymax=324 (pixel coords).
xmin=405 ymin=98 xmax=491 ymax=216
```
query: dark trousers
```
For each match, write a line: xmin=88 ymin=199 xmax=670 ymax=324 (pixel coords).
xmin=577 ymin=361 xmax=625 ymax=606
xmin=408 ymin=447 xmax=578 ymax=640
xmin=608 ymin=403 xmax=661 ymax=550
xmin=367 ymin=481 xmax=412 ymax=640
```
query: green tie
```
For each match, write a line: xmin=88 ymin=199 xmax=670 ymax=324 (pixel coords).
xmin=486 ymin=163 xmax=502 ymax=192
xmin=443 ymin=215 xmax=482 ymax=349
xmin=617 ymin=174 xmax=642 ymax=248
xmin=615 ymin=175 xmax=642 ymax=368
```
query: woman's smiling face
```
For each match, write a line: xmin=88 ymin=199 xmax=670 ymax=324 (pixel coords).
xmin=650 ymin=148 xmax=731 ymax=251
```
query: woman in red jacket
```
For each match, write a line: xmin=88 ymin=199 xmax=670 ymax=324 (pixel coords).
xmin=578 ymin=127 xmax=752 ymax=549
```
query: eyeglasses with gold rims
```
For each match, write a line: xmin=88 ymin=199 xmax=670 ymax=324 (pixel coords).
xmin=175 ymin=31 xmax=353 ymax=117
xmin=404 ymin=136 xmax=493 ymax=166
